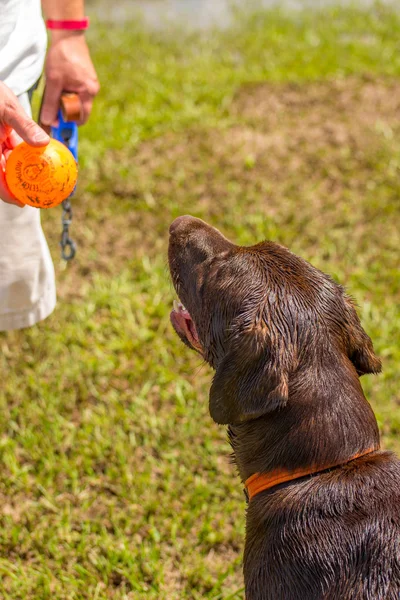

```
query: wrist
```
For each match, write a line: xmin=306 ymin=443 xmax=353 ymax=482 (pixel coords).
xmin=48 ymin=29 xmax=86 ymax=43
xmin=46 ymin=17 xmax=89 ymax=37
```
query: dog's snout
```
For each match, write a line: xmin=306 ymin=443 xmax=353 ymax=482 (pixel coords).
xmin=169 ymin=215 xmax=197 ymax=236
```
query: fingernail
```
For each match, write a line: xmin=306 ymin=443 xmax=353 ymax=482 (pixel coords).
xmin=33 ymin=131 xmax=49 ymax=143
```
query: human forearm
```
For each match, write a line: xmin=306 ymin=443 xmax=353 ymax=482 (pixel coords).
xmin=39 ymin=0 xmax=99 ymax=126
xmin=41 ymin=0 xmax=86 ymax=44
xmin=41 ymin=0 xmax=85 ymax=20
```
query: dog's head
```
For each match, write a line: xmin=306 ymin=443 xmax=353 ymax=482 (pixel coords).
xmin=168 ymin=216 xmax=381 ymax=425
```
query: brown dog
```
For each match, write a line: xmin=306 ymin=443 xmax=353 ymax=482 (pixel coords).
xmin=168 ymin=215 xmax=400 ymax=600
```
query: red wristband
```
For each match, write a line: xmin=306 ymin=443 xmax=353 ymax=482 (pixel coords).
xmin=46 ymin=17 xmax=89 ymax=31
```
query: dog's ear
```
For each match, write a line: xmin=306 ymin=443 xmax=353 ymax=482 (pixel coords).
xmin=344 ymin=296 xmax=381 ymax=376
xmin=209 ymin=329 xmax=290 ymax=425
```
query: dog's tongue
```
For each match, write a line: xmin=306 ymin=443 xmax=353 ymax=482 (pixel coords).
xmin=171 ymin=301 xmax=202 ymax=352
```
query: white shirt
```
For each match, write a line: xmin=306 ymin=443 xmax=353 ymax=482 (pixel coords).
xmin=0 ymin=0 xmax=47 ymax=95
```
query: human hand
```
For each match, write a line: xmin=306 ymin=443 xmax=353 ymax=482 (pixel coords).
xmin=40 ymin=31 xmax=100 ymax=127
xmin=0 ymin=81 xmax=50 ymax=206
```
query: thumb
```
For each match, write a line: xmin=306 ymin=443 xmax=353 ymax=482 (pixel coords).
xmin=5 ymin=103 xmax=49 ymax=147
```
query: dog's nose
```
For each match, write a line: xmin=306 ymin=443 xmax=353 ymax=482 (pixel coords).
xmin=169 ymin=215 xmax=197 ymax=235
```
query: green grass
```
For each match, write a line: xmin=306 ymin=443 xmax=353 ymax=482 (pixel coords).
xmin=1 ymin=3 xmax=400 ymax=598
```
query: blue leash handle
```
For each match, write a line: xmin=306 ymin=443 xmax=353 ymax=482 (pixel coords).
xmin=51 ymin=109 xmax=78 ymax=163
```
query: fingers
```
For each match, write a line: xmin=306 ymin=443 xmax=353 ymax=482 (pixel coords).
xmin=4 ymin=130 xmax=23 ymax=149
xmin=0 ymin=82 xmax=48 ymax=146
xmin=42 ymin=85 xmax=98 ymax=126
xmin=68 ymin=79 xmax=99 ymax=125
xmin=40 ymin=79 xmax=63 ymax=127
xmin=0 ymin=165 xmax=24 ymax=207
xmin=5 ymin=102 xmax=49 ymax=146
xmin=78 ymin=90 xmax=96 ymax=125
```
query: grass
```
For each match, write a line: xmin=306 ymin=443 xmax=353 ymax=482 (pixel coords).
xmin=1 ymin=3 xmax=400 ymax=598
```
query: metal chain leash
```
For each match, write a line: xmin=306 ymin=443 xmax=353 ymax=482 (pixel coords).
xmin=50 ymin=92 xmax=82 ymax=262
xmin=60 ymin=198 xmax=76 ymax=260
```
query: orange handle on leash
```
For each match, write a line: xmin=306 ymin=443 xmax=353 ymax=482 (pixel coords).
xmin=59 ymin=92 xmax=83 ymax=123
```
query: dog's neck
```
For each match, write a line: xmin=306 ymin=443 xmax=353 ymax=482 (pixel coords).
xmin=228 ymin=360 xmax=380 ymax=483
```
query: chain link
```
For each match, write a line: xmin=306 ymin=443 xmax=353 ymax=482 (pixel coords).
xmin=60 ymin=198 xmax=76 ymax=260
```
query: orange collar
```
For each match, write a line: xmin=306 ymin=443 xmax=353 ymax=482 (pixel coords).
xmin=245 ymin=445 xmax=379 ymax=501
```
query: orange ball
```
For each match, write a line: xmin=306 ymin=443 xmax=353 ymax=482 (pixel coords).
xmin=5 ymin=139 xmax=78 ymax=209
